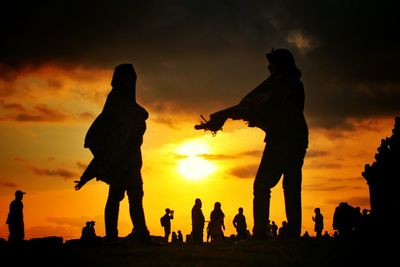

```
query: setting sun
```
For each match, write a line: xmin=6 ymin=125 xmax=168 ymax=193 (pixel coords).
xmin=176 ymin=140 xmax=217 ymax=181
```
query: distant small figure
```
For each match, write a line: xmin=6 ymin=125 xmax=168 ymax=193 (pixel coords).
xmin=302 ymin=231 xmax=310 ymax=239
xmin=81 ymin=220 xmax=98 ymax=241
xmin=171 ymin=231 xmax=178 ymax=243
xmin=191 ymin=198 xmax=205 ymax=244
xmin=323 ymin=230 xmax=331 ymax=239
xmin=160 ymin=208 xmax=174 ymax=242
xmin=333 ymin=202 xmax=356 ymax=238
xmin=89 ymin=221 xmax=97 ymax=239
xmin=271 ymin=221 xmax=278 ymax=238
xmin=278 ymin=221 xmax=288 ymax=238
xmin=233 ymin=207 xmax=248 ymax=240
xmin=81 ymin=221 xmax=91 ymax=240
xmin=312 ymin=207 xmax=324 ymax=238
xmin=209 ymin=202 xmax=225 ymax=243
xmin=177 ymin=230 xmax=183 ymax=243
xmin=359 ymin=209 xmax=372 ymax=237
xmin=6 ymin=190 xmax=26 ymax=242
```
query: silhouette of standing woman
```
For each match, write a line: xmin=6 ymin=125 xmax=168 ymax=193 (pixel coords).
xmin=209 ymin=202 xmax=225 ymax=243
xmin=196 ymin=49 xmax=308 ymax=239
xmin=6 ymin=190 xmax=26 ymax=242
xmin=75 ymin=63 xmax=150 ymax=242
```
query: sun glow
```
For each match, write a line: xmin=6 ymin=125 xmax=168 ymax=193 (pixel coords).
xmin=176 ymin=140 xmax=217 ymax=181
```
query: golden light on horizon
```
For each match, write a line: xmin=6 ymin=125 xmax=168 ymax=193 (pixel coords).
xmin=176 ymin=140 xmax=217 ymax=181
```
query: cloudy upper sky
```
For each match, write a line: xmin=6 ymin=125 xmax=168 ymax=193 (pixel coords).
xmin=2 ymin=0 xmax=399 ymax=127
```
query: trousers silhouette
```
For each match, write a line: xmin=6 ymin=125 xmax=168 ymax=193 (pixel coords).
xmin=253 ymin=140 xmax=307 ymax=238
xmin=105 ymin=177 xmax=148 ymax=239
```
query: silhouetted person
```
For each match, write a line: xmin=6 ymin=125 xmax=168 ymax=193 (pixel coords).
xmin=271 ymin=221 xmax=278 ymax=238
xmin=81 ymin=221 xmax=91 ymax=241
xmin=233 ymin=207 xmax=248 ymax=240
xmin=312 ymin=207 xmax=324 ymax=238
xmin=323 ymin=230 xmax=331 ymax=239
xmin=89 ymin=221 xmax=97 ymax=240
xmin=302 ymin=231 xmax=310 ymax=239
xmin=160 ymin=208 xmax=174 ymax=242
xmin=278 ymin=221 xmax=288 ymax=238
xmin=191 ymin=198 xmax=205 ymax=244
xmin=195 ymin=49 xmax=308 ymax=239
xmin=266 ymin=219 xmax=272 ymax=238
xmin=6 ymin=190 xmax=25 ymax=242
xmin=359 ymin=209 xmax=372 ymax=237
xmin=177 ymin=230 xmax=183 ymax=243
xmin=333 ymin=202 xmax=355 ymax=238
xmin=74 ymin=63 xmax=150 ymax=242
xmin=209 ymin=202 xmax=225 ymax=243
xmin=171 ymin=231 xmax=178 ymax=243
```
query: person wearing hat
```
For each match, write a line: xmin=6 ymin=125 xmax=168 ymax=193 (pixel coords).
xmin=195 ymin=49 xmax=308 ymax=239
xmin=6 ymin=190 xmax=26 ymax=242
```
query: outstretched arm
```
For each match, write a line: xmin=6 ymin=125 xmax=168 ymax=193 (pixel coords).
xmin=194 ymin=104 xmax=244 ymax=134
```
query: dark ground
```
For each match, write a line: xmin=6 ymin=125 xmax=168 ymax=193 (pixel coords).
xmin=0 ymin=237 xmax=391 ymax=267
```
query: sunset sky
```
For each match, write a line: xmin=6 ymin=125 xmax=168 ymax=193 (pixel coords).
xmin=1 ymin=1 xmax=399 ymax=240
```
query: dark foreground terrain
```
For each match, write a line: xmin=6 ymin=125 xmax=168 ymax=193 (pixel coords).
xmin=0 ymin=237 xmax=390 ymax=267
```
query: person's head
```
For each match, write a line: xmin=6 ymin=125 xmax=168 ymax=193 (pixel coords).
xmin=86 ymin=221 xmax=91 ymax=226
xmin=214 ymin=202 xmax=221 ymax=210
xmin=314 ymin=207 xmax=320 ymax=214
xmin=15 ymin=190 xmax=25 ymax=200
xmin=111 ymin=63 xmax=137 ymax=99
xmin=195 ymin=198 xmax=202 ymax=207
xmin=266 ymin=48 xmax=300 ymax=77
xmin=238 ymin=207 xmax=243 ymax=214
xmin=165 ymin=208 xmax=171 ymax=214
xmin=90 ymin=221 xmax=95 ymax=226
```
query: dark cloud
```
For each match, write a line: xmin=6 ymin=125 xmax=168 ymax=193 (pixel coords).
xmin=76 ymin=161 xmax=87 ymax=171
xmin=1 ymin=100 xmax=95 ymax=123
xmin=230 ymin=164 xmax=258 ymax=179
xmin=304 ymin=161 xmax=343 ymax=169
xmin=1 ymin=0 xmax=399 ymax=128
xmin=200 ymin=154 xmax=237 ymax=160
xmin=305 ymin=149 xmax=329 ymax=158
xmin=30 ymin=166 xmax=77 ymax=180
xmin=0 ymin=181 xmax=18 ymax=188
xmin=47 ymin=216 xmax=91 ymax=228
xmin=303 ymin=184 xmax=353 ymax=192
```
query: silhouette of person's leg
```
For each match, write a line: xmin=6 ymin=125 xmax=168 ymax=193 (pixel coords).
xmin=282 ymin=142 xmax=306 ymax=238
xmin=105 ymin=184 xmax=125 ymax=240
xmin=126 ymin=180 xmax=150 ymax=240
xmin=253 ymin=143 xmax=283 ymax=239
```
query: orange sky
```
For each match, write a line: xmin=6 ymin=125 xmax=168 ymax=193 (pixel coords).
xmin=0 ymin=65 xmax=393 ymax=240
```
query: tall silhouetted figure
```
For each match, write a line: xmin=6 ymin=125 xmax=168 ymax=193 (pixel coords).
xmin=333 ymin=202 xmax=356 ymax=238
xmin=191 ymin=198 xmax=205 ymax=244
xmin=233 ymin=207 xmax=248 ymax=240
xmin=312 ymin=207 xmax=324 ymax=238
xmin=195 ymin=49 xmax=308 ymax=239
xmin=209 ymin=202 xmax=225 ymax=243
xmin=6 ymin=190 xmax=25 ymax=242
xmin=160 ymin=208 xmax=174 ymax=242
xmin=74 ymin=63 xmax=150 ymax=242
